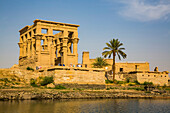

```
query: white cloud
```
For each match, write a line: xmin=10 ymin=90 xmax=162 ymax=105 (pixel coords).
xmin=116 ymin=0 xmax=170 ymax=21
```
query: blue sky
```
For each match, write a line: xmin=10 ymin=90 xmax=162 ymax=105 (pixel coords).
xmin=0 ymin=0 xmax=170 ymax=73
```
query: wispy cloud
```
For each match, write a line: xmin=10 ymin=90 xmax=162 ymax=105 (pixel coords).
xmin=112 ymin=0 xmax=170 ymax=21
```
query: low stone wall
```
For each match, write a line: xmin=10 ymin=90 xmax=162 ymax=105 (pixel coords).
xmin=106 ymin=71 xmax=169 ymax=86
xmin=137 ymin=72 xmax=169 ymax=86
xmin=106 ymin=73 xmax=137 ymax=82
xmin=40 ymin=66 xmax=105 ymax=86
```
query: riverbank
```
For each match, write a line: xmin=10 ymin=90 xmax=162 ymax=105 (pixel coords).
xmin=0 ymin=88 xmax=170 ymax=100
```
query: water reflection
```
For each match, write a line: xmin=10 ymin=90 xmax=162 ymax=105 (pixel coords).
xmin=0 ymin=99 xmax=170 ymax=113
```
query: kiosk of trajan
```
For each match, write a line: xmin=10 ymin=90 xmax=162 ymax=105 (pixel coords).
xmin=18 ymin=19 xmax=79 ymax=68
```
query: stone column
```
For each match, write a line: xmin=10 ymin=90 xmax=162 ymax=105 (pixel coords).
xmin=47 ymin=36 xmax=52 ymax=51
xmin=73 ymin=38 xmax=78 ymax=55
xmin=73 ymin=38 xmax=79 ymax=65
xmin=73 ymin=31 xmax=79 ymax=65
xmin=27 ymin=39 xmax=31 ymax=58
xmin=23 ymin=43 xmax=27 ymax=56
xmin=22 ymin=35 xmax=27 ymax=56
xmin=18 ymin=42 xmax=23 ymax=57
xmin=47 ymin=36 xmax=53 ymax=66
xmin=51 ymin=39 xmax=56 ymax=66
xmin=31 ymin=38 xmax=35 ymax=58
xmin=61 ymin=30 xmax=68 ymax=66
xmin=35 ymin=34 xmax=43 ymax=66
xmin=56 ymin=38 xmax=60 ymax=57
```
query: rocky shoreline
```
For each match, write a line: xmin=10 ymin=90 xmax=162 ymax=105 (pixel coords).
xmin=0 ymin=89 xmax=170 ymax=100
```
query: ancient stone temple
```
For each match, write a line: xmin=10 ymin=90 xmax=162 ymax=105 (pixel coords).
xmin=18 ymin=19 xmax=79 ymax=68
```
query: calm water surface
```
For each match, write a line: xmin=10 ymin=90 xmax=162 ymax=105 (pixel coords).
xmin=0 ymin=99 xmax=170 ymax=113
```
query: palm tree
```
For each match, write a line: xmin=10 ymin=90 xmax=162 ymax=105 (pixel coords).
xmin=92 ymin=57 xmax=110 ymax=68
xmin=102 ymin=39 xmax=127 ymax=81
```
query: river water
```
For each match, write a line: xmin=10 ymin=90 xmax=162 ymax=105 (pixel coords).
xmin=0 ymin=99 xmax=170 ymax=113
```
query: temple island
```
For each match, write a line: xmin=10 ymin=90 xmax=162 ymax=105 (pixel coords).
xmin=17 ymin=19 xmax=169 ymax=87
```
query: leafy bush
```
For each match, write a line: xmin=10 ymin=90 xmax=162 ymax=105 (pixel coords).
xmin=106 ymin=88 xmax=110 ymax=90
xmin=111 ymin=80 xmax=125 ymax=84
xmin=55 ymin=85 xmax=66 ymax=89
xmin=165 ymin=88 xmax=170 ymax=91
xmin=128 ymin=83 xmax=135 ymax=86
xmin=40 ymin=76 xmax=54 ymax=86
xmin=27 ymin=67 xmax=34 ymax=71
xmin=134 ymin=80 xmax=140 ymax=85
xmin=145 ymin=91 xmax=151 ymax=93
xmin=30 ymin=78 xmax=38 ymax=87
xmin=0 ymin=78 xmax=10 ymax=82
xmin=105 ymin=80 xmax=113 ymax=84
xmin=117 ymin=81 xmax=124 ymax=84
xmin=126 ymin=78 xmax=130 ymax=83
xmin=143 ymin=82 xmax=153 ymax=85
xmin=110 ymin=87 xmax=118 ymax=89
xmin=163 ymin=84 xmax=167 ymax=88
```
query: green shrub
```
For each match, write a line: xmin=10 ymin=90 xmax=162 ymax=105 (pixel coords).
xmin=145 ymin=91 xmax=151 ymax=93
xmin=40 ymin=76 xmax=54 ymax=86
xmin=27 ymin=67 xmax=34 ymax=71
xmin=126 ymin=78 xmax=130 ymax=83
xmin=163 ymin=84 xmax=167 ymax=88
xmin=106 ymin=88 xmax=110 ymax=90
xmin=30 ymin=78 xmax=38 ymax=87
xmin=128 ymin=83 xmax=135 ymax=86
xmin=0 ymin=78 xmax=10 ymax=82
xmin=165 ymin=88 xmax=170 ymax=91
xmin=110 ymin=87 xmax=118 ymax=89
xmin=55 ymin=85 xmax=66 ymax=89
xmin=105 ymin=80 xmax=113 ymax=84
xmin=143 ymin=82 xmax=153 ymax=85
xmin=113 ymin=80 xmax=124 ymax=84
xmin=122 ymin=87 xmax=126 ymax=90
xmin=134 ymin=80 xmax=140 ymax=85
xmin=117 ymin=81 xmax=124 ymax=84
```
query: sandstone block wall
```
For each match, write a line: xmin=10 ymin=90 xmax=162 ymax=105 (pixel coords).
xmin=45 ymin=67 xmax=105 ymax=85
xmin=137 ymin=72 xmax=169 ymax=86
xmin=88 ymin=59 xmax=150 ymax=73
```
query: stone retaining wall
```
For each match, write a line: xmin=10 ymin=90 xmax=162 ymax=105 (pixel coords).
xmin=40 ymin=66 xmax=105 ymax=86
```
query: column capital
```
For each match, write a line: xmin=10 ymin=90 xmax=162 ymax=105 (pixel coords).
xmin=46 ymin=36 xmax=53 ymax=42
xmin=46 ymin=35 xmax=54 ymax=37
xmin=27 ymin=39 xmax=31 ymax=43
xmin=18 ymin=42 xmax=23 ymax=48
xmin=73 ymin=38 xmax=79 ymax=43
xmin=34 ymin=34 xmax=43 ymax=40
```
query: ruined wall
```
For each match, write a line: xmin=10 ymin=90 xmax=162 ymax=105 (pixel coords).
xmin=107 ymin=73 xmax=137 ymax=82
xmin=137 ymin=72 xmax=169 ymax=86
xmin=115 ymin=62 xmax=150 ymax=72
xmin=89 ymin=58 xmax=149 ymax=73
xmin=82 ymin=52 xmax=90 ymax=68
xmin=45 ymin=67 xmax=105 ymax=85
xmin=19 ymin=57 xmax=36 ymax=69
xmin=107 ymin=71 xmax=169 ymax=86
